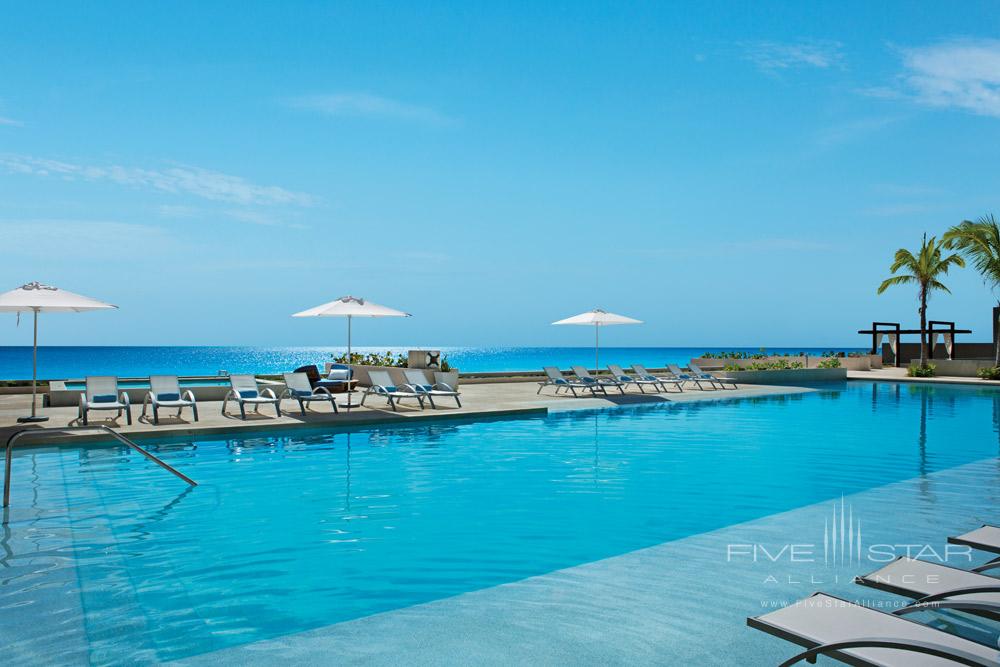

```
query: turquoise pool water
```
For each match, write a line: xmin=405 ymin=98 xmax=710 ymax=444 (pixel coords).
xmin=2 ymin=381 xmax=999 ymax=664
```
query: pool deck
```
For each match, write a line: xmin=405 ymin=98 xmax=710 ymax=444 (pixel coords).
xmin=3 ymin=369 xmax=998 ymax=445
xmin=0 ymin=380 xmax=817 ymax=445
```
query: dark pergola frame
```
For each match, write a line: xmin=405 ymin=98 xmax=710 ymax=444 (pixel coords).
xmin=857 ymin=321 xmax=971 ymax=367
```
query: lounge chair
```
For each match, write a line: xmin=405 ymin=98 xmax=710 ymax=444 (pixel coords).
xmin=571 ymin=366 xmax=623 ymax=394
xmin=537 ymin=367 xmax=594 ymax=397
xmin=689 ymin=362 xmax=737 ymax=389
xmin=748 ymin=591 xmax=999 ymax=666
xmin=294 ymin=363 xmax=354 ymax=394
xmin=141 ymin=375 xmax=198 ymax=425
xmin=78 ymin=376 xmax=132 ymax=426
xmin=667 ymin=364 xmax=717 ymax=390
xmin=859 ymin=556 xmax=1000 ymax=619
xmin=222 ymin=374 xmax=281 ymax=419
xmin=950 ymin=525 xmax=1000 ymax=573
xmin=360 ymin=370 xmax=426 ymax=411
xmin=631 ymin=365 xmax=685 ymax=393
xmin=281 ymin=372 xmax=338 ymax=416
xmin=607 ymin=364 xmax=665 ymax=393
xmin=401 ymin=369 xmax=462 ymax=408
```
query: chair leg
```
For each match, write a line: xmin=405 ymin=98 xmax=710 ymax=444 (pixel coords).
xmin=454 ymin=395 xmax=462 ymax=408
xmin=427 ymin=395 xmax=436 ymax=409
xmin=299 ymin=399 xmax=307 ymax=416
xmin=192 ymin=403 xmax=199 ymax=422
xmin=153 ymin=405 xmax=159 ymax=425
xmin=388 ymin=396 xmax=397 ymax=411
xmin=239 ymin=402 xmax=246 ymax=420
xmin=82 ymin=407 xmax=88 ymax=426
xmin=126 ymin=406 xmax=132 ymax=426
xmin=275 ymin=402 xmax=282 ymax=418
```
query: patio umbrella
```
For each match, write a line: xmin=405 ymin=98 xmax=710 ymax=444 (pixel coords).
xmin=0 ymin=282 xmax=117 ymax=422
xmin=552 ymin=308 xmax=642 ymax=372
xmin=292 ymin=295 xmax=411 ymax=406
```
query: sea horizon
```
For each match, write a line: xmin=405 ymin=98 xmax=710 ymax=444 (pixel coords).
xmin=0 ymin=345 xmax=870 ymax=380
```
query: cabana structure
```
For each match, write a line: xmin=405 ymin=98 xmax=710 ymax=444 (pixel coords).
xmin=858 ymin=320 xmax=971 ymax=367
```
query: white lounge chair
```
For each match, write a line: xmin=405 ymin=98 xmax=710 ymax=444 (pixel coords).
xmin=281 ymin=372 xmax=338 ymax=416
xmin=950 ymin=525 xmax=1000 ymax=573
xmin=222 ymin=374 xmax=281 ymax=419
xmin=571 ymin=366 xmax=623 ymax=394
xmin=689 ymin=361 xmax=737 ymax=389
xmin=360 ymin=370 xmax=426 ymax=411
xmin=141 ymin=375 xmax=198 ymax=425
xmin=401 ymin=369 xmax=462 ymax=408
xmin=748 ymin=591 xmax=999 ymax=666
xmin=631 ymin=365 xmax=684 ymax=393
xmin=859 ymin=556 xmax=1000 ymax=619
xmin=79 ymin=376 xmax=131 ymax=426
xmin=607 ymin=364 xmax=665 ymax=393
xmin=667 ymin=364 xmax=717 ymax=390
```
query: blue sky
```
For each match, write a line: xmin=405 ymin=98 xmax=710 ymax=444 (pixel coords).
xmin=2 ymin=1 xmax=999 ymax=348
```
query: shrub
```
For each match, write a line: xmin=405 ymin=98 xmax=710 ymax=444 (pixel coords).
xmin=977 ymin=366 xmax=1000 ymax=381
xmin=817 ymin=357 xmax=842 ymax=369
xmin=332 ymin=351 xmax=408 ymax=367
xmin=907 ymin=363 xmax=936 ymax=378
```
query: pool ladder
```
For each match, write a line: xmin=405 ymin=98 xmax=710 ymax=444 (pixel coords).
xmin=3 ymin=426 xmax=197 ymax=514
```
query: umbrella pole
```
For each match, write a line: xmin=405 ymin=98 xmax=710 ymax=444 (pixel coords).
xmin=18 ymin=309 xmax=47 ymax=423
xmin=595 ymin=324 xmax=599 ymax=372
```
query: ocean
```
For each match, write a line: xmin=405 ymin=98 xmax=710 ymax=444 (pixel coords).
xmin=0 ymin=346 xmax=867 ymax=380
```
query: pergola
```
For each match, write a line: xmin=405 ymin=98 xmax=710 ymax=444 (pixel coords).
xmin=857 ymin=321 xmax=972 ymax=367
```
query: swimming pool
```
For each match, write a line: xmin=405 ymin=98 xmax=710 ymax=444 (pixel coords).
xmin=2 ymin=381 xmax=999 ymax=664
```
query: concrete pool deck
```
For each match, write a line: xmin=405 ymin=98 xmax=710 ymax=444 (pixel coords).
xmin=0 ymin=380 xmax=814 ymax=445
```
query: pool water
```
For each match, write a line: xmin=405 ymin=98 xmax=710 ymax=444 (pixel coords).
xmin=2 ymin=381 xmax=999 ymax=663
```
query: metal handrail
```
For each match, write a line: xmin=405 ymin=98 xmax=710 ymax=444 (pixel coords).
xmin=4 ymin=426 xmax=196 ymax=510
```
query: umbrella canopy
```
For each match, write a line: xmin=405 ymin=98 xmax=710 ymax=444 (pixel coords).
xmin=552 ymin=308 xmax=642 ymax=371
xmin=0 ymin=282 xmax=117 ymax=422
xmin=0 ymin=281 xmax=117 ymax=313
xmin=552 ymin=309 xmax=642 ymax=327
xmin=292 ymin=295 xmax=410 ymax=319
xmin=292 ymin=296 xmax=411 ymax=408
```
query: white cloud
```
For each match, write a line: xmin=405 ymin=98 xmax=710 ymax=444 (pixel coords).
xmin=0 ymin=220 xmax=172 ymax=259
xmin=286 ymin=92 xmax=454 ymax=125
xmin=815 ymin=116 xmax=900 ymax=147
xmin=0 ymin=116 xmax=22 ymax=127
xmin=743 ymin=40 xmax=844 ymax=72
xmin=0 ymin=154 xmax=315 ymax=206
xmin=896 ymin=39 xmax=1000 ymax=117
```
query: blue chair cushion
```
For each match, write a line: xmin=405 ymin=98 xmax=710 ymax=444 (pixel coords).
xmin=293 ymin=389 xmax=313 ymax=397
xmin=92 ymin=394 xmax=117 ymax=403
xmin=383 ymin=386 xmax=396 ymax=393
xmin=420 ymin=384 xmax=433 ymax=391
xmin=238 ymin=390 xmax=259 ymax=399
xmin=158 ymin=392 xmax=180 ymax=401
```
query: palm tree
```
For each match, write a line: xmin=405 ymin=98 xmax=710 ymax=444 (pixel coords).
xmin=944 ymin=214 xmax=1000 ymax=365
xmin=877 ymin=234 xmax=965 ymax=368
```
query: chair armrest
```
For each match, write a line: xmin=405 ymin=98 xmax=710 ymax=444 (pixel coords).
xmin=433 ymin=382 xmax=456 ymax=392
xmin=120 ymin=391 xmax=130 ymax=406
xmin=182 ymin=389 xmax=197 ymax=403
xmin=260 ymin=387 xmax=278 ymax=400
xmin=313 ymin=386 xmax=334 ymax=398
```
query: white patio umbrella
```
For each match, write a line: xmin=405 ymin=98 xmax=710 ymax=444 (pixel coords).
xmin=552 ymin=308 xmax=642 ymax=371
xmin=0 ymin=282 xmax=117 ymax=422
xmin=292 ymin=295 xmax=411 ymax=406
